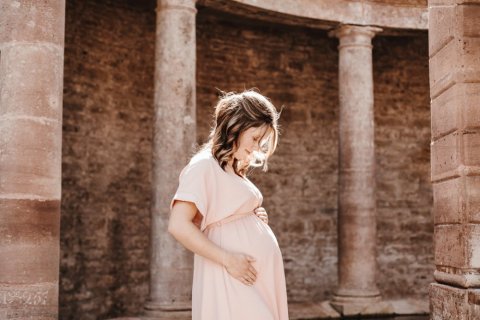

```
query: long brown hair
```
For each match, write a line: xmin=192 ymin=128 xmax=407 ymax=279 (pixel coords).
xmin=199 ymin=89 xmax=281 ymax=176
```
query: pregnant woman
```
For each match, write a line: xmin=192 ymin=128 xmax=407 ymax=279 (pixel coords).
xmin=168 ymin=90 xmax=289 ymax=320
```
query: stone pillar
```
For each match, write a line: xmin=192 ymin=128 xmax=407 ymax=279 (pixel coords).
xmin=429 ymin=1 xmax=480 ymax=318
xmin=0 ymin=1 xmax=65 ymax=319
xmin=143 ymin=0 xmax=197 ymax=318
xmin=328 ymin=24 xmax=384 ymax=316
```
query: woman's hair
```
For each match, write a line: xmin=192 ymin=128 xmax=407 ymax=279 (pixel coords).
xmin=199 ymin=89 xmax=281 ymax=176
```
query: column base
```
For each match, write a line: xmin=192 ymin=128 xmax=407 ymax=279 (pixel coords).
xmin=140 ymin=310 xmax=191 ymax=320
xmin=141 ymin=300 xmax=191 ymax=320
xmin=330 ymin=293 xmax=392 ymax=316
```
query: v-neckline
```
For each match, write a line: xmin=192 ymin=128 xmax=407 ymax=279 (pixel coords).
xmin=207 ymin=150 xmax=251 ymax=184
xmin=224 ymin=165 xmax=251 ymax=185
xmin=206 ymin=150 xmax=263 ymax=206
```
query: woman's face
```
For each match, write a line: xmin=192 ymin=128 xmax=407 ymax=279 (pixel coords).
xmin=234 ymin=125 xmax=270 ymax=162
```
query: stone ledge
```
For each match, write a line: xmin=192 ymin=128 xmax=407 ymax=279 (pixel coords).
xmin=108 ymin=298 xmax=429 ymax=320
xmin=289 ymin=298 xmax=429 ymax=319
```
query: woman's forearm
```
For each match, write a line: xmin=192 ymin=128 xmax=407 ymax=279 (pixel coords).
xmin=168 ymin=221 xmax=226 ymax=266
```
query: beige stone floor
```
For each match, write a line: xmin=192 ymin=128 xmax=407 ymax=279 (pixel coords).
xmin=109 ymin=299 xmax=429 ymax=320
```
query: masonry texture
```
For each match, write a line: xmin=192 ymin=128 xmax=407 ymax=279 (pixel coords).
xmin=0 ymin=0 xmax=65 ymax=318
xmin=373 ymin=34 xmax=433 ymax=298
xmin=59 ymin=1 xmax=433 ymax=318
xmin=61 ymin=0 xmax=155 ymax=319
xmin=428 ymin=0 xmax=480 ymax=318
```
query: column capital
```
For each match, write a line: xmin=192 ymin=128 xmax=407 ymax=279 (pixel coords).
xmin=328 ymin=24 xmax=382 ymax=48
xmin=156 ymin=0 xmax=197 ymax=13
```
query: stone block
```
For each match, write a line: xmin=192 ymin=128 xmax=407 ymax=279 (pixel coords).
xmin=431 ymin=83 xmax=480 ymax=139
xmin=430 ymin=36 xmax=480 ymax=99
xmin=432 ymin=83 xmax=480 ymax=145
xmin=431 ymin=132 xmax=460 ymax=179
xmin=0 ymin=44 xmax=64 ymax=121
xmin=428 ymin=3 xmax=480 ymax=43
xmin=466 ymin=176 xmax=480 ymax=223
xmin=463 ymin=130 xmax=480 ymax=166
xmin=0 ymin=198 xmax=59 ymax=240
xmin=459 ymin=37 xmax=480 ymax=82
xmin=0 ymin=198 xmax=60 ymax=317
xmin=463 ymin=84 xmax=480 ymax=130
xmin=429 ymin=36 xmax=456 ymax=98
xmin=461 ymin=4 xmax=480 ymax=37
xmin=434 ymin=224 xmax=480 ymax=268
xmin=0 ymin=243 xmax=59 ymax=283
xmin=430 ymin=283 xmax=468 ymax=320
xmin=428 ymin=5 xmax=455 ymax=57
xmin=434 ymin=224 xmax=466 ymax=268
xmin=431 ymin=83 xmax=459 ymax=140
xmin=433 ymin=177 xmax=463 ymax=224
xmin=430 ymin=283 xmax=480 ymax=319
xmin=0 ymin=283 xmax=58 ymax=319
xmin=0 ymin=0 xmax=65 ymax=45
xmin=0 ymin=118 xmax=61 ymax=198
xmin=434 ymin=175 xmax=480 ymax=224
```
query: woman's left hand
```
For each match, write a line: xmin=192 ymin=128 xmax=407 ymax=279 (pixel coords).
xmin=254 ymin=207 xmax=269 ymax=224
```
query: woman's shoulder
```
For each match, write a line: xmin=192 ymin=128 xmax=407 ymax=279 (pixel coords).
xmin=184 ymin=148 xmax=217 ymax=174
xmin=190 ymin=148 xmax=215 ymax=165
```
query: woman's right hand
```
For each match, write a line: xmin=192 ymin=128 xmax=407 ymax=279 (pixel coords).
xmin=223 ymin=252 xmax=257 ymax=286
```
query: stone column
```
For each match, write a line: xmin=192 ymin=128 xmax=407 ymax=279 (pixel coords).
xmin=143 ymin=0 xmax=197 ymax=318
xmin=429 ymin=1 xmax=480 ymax=318
xmin=0 ymin=1 xmax=65 ymax=319
xmin=328 ymin=24 xmax=384 ymax=316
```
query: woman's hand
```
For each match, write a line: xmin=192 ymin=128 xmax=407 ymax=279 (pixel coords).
xmin=254 ymin=207 xmax=269 ymax=224
xmin=223 ymin=252 xmax=257 ymax=286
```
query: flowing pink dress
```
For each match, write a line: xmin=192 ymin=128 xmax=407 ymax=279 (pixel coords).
xmin=170 ymin=148 xmax=289 ymax=320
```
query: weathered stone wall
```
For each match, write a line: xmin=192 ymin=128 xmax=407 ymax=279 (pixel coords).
xmin=373 ymin=35 xmax=433 ymax=298
xmin=59 ymin=1 xmax=433 ymax=318
xmin=61 ymin=0 xmax=155 ymax=318
xmin=429 ymin=0 xmax=480 ymax=318
xmin=196 ymin=9 xmax=433 ymax=302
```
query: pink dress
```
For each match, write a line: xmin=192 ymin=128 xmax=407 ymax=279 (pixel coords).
xmin=170 ymin=148 xmax=289 ymax=320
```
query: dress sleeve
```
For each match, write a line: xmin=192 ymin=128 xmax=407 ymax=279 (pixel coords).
xmin=169 ymin=157 xmax=212 ymax=218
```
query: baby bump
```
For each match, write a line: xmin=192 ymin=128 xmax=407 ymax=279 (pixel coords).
xmin=205 ymin=214 xmax=282 ymax=265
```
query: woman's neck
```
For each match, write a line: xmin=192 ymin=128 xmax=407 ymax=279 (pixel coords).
xmin=226 ymin=158 xmax=247 ymax=177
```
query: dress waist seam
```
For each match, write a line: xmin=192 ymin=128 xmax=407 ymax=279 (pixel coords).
xmin=202 ymin=210 xmax=255 ymax=232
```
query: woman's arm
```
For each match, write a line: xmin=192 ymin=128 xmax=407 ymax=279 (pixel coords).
xmin=168 ymin=200 xmax=258 ymax=286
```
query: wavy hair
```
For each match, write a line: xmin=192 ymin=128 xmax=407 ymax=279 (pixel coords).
xmin=199 ymin=89 xmax=281 ymax=177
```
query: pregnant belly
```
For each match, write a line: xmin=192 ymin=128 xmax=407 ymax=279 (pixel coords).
xmin=204 ymin=214 xmax=282 ymax=270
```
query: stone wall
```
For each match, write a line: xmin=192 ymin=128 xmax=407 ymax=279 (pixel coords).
xmin=373 ymin=35 xmax=433 ymax=298
xmin=428 ymin=0 xmax=480 ymax=318
xmin=61 ymin=0 xmax=155 ymax=318
xmin=59 ymin=1 xmax=433 ymax=318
